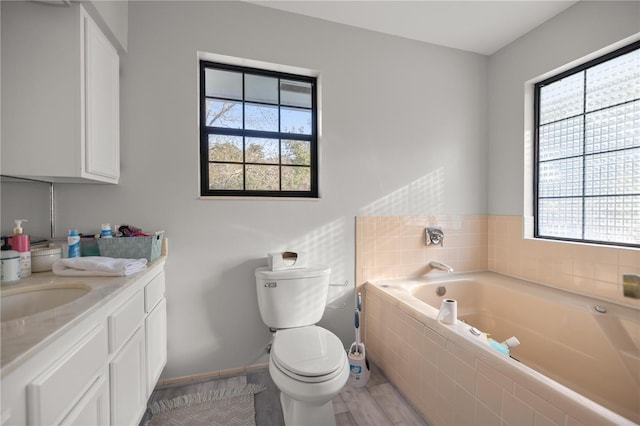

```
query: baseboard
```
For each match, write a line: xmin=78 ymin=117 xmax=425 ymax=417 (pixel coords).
xmin=157 ymin=363 xmax=269 ymax=387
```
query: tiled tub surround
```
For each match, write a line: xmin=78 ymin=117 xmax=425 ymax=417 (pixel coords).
xmin=489 ymin=215 xmax=640 ymax=308
xmin=356 ymin=215 xmax=639 ymax=308
xmin=355 ymin=215 xmax=489 ymax=285
xmin=364 ymin=275 xmax=637 ymax=426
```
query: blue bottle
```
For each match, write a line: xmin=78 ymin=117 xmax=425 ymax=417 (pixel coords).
xmin=100 ymin=224 xmax=113 ymax=239
xmin=68 ymin=229 xmax=81 ymax=258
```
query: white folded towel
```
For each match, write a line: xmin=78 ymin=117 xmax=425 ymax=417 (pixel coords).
xmin=52 ymin=256 xmax=148 ymax=276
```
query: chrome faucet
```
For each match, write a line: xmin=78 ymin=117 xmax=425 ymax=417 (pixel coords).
xmin=430 ymin=261 xmax=454 ymax=273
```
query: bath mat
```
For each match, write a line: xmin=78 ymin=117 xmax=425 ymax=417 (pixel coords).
xmin=148 ymin=383 xmax=266 ymax=426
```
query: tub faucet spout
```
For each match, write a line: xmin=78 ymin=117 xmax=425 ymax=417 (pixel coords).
xmin=430 ymin=261 xmax=454 ymax=273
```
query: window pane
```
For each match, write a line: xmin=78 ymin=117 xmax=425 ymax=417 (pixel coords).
xmin=245 ymin=74 xmax=278 ymax=104
xmin=585 ymin=101 xmax=640 ymax=154
xmin=282 ymin=166 xmax=310 ymax=191
xmin=586 ymin=48 xmax=640 ymax=112
xmin=245 ymin=103 xmax=278 ymax=131
xmin=205 ymin=69 xmax=242 ymax=100
xmin=539 ymin=116 xmax=583 ymax=161
xmin=208 ymin=135 xmax=243 ymax=162
xmin=281 ymin=107 xmax=312 ymax=134
xmin=246 ymin=138 xmax=279 ymax=164
xmin=200 ymin=62 xmax=317 ymax=197
xmin=534 ymin=44 xmax=639 ymax=245
xmin=246 ymin=165 xmax=279 ymax=191
xmin=539 ymin=72 xmax=584 ymax=125
xmin=538 ymin=198 xmax=583 ymax=239
xmin=585 ymin=196 xmax=640 ymax=244
xmin=281 ymin=140 xmax=310 ymax=165
xmin=539 ymin=157 xmax=583 ymax=197
xmin=205 ymin=99 xmax=242 ymax=128
xmin=585 ymin=148 xmax=640 ymax=196
xmin=209 ymin=163 xmax=243 ymax=190
xmin=281 ymin=80 xmax=312 ymax=108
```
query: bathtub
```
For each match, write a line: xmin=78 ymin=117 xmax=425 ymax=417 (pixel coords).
xmin=364 ymin=271 xmax=639 ymax=425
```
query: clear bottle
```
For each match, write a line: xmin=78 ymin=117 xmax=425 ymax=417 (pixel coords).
xmin=68 ymin=229 xmax=81 ymax=258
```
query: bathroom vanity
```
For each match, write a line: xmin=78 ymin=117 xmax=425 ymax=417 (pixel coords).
xmin=0 ymin=258 xmax=167 ymax=425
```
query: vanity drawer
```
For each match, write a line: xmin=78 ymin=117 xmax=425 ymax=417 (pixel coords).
xmin=108 ymin=290 xmax=144 ymax=354
xmin=27 ymin=324 xmax=107 ymax=426
xmin=144 ymin=272 xmax=165 ymax=313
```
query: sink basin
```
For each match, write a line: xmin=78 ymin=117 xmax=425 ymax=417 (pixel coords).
xmin=1 ymin=284 xmax=91 ymax=322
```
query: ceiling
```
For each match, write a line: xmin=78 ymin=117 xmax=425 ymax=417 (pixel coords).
xmin=247 ymin=1 xmax=579 ymax=55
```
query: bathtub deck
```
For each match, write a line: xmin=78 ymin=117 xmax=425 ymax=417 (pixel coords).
xmin=142 ymin=362 xmax=429 ymax=425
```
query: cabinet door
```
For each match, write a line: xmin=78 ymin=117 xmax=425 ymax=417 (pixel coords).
xmin=60 ymin=375 xmax=109 ymax=426
xmin=27 ymin=325 xmax=107 ymax=426
xmin=110 ymin=326 xmax=146 ymax=426
xmin=146 ymin=298 xmax=167 ymax=396
xmin=83 ymin=9 xmax=120 ymax=181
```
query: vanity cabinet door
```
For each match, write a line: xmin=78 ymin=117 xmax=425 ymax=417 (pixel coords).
xmin=60 ymin=375 xmax=110 ymax=426
xmin=27 ymin=325 xmax=107 ymax=426
xmin=109 ymin=326 xmax=146 ymax=426
xmin=146 ymin=298 xmax=167 ymax=396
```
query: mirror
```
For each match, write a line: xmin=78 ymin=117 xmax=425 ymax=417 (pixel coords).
xmin=1 ymin=176 xmax=53 ymax=243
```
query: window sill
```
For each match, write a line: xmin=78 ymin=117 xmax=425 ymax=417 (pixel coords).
xmin=198 ymin=196 xmax=321 ymax=201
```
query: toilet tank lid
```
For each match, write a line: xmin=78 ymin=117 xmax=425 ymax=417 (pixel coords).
xmin=255 ymin=265 xmax=330 ymax=279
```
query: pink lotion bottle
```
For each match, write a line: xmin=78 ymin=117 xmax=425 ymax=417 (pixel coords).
xmin=9 ymin=219 xmax=31 ymax=278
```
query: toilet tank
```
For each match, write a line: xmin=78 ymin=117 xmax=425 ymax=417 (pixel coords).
xmin=255 ymin=265 xmax=331 ymax=329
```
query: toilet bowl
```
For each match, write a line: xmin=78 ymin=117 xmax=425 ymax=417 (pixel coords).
xmin=269 ymin=326 xmax=349 ymax=425
xmin=255 ymin=265 xmax=348 ymax=425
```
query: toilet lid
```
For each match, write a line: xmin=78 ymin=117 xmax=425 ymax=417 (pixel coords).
xmin=272 ymin=326 xmax=345 ymax=377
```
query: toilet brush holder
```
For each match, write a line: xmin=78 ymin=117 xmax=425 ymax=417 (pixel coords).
xmin=348 ymin=342 xmax=370 ymax=387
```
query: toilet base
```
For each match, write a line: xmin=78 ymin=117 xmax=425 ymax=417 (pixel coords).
xmin=280 ymin=391 xmax=336 ymax=426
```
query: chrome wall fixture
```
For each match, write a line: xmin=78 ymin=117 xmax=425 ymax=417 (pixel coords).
xmin=425 ymin=227 xmax=444 ymax=246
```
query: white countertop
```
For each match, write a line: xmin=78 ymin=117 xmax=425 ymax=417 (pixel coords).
xmin=0 ymin=257 xmax=166 ymax=377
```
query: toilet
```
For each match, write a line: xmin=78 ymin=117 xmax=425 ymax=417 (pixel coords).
xmin=255 ymin=265 xmax=349 ymax=426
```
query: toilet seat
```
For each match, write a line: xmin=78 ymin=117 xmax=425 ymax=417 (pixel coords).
xmin=271 ymin=326 xmax=346 ymax=383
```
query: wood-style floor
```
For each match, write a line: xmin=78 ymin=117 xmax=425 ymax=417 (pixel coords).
xmin=143 ymin=362 xmax=429 ymax=425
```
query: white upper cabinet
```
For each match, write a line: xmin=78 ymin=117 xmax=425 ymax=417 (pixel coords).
xmin=83 ymin=7 xmax=121 ymax=181
xmin=1 ymin=2 xmax=120 ymax=183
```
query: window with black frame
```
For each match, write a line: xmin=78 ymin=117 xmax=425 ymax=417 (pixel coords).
xmin=534 ymin=41 xmax=639 ymax=247
xmin=199 ymin=61 xmax=318 ymax=198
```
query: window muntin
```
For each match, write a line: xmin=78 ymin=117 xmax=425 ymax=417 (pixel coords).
xmin=534 ymin=41 xmax=640 ymax=247
xmin=200 ymin=61 xmax=317 ymax=197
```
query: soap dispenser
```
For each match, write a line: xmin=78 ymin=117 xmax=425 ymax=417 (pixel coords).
xmin=8 ymin=219 xmax=30 ymax=277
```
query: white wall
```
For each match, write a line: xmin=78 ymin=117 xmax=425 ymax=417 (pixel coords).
xmin=488 ymin=0 xmax=640 ymax=215
xmin=51 ymin=1 xmax=488 ymax=378
xmin=83 ymin=0 xmax=128 ymax=53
